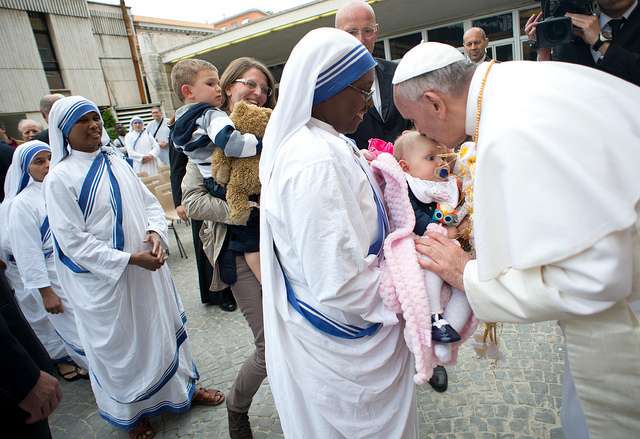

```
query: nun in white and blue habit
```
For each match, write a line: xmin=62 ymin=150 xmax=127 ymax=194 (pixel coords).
xmin=260 ymin=28 xmax=418 ymax=438
xmin=5 ymin=140 xmax=89 ymax=372
xmin=42 ymin=96 xmax=206 ymax=431
xmin=0 ymin=141 xmax=70 ymax=366
xmin=125 ymin=115 xmax=161 ymax=176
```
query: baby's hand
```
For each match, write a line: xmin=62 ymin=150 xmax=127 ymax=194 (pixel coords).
xmin=444 ymin=225 xmax=458 ymax=240
xmin=456 ymin=217 xmax=470 ymax=240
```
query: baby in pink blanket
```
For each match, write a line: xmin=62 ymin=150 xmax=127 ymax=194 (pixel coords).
xmin=392 ymin=131 xmax=472 ymax=363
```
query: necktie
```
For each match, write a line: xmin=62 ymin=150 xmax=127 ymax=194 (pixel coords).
xmin=609 ymin=17 xmax=626 ymax=38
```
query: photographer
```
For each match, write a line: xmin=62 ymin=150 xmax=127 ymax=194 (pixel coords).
xmin=525 ymin=0 xmax=640 ymax=86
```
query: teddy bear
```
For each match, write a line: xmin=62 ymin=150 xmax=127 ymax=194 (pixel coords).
xmin=210 ymin=100 xmax=272 ymax=224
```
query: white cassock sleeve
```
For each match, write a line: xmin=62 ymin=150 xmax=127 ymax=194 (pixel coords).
xmin=464 ymin=228 xmax=633 ymax=323
xmin=45 ymin=175 xmax=131 ymax=286
xmin=9 ymin=200 xmax=50 ymax=290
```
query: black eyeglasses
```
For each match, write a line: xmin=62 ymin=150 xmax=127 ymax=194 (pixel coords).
xmin=347 ymin=84 xmax=375 ymax=102
xmin=234 ymin=78 xmax=273 ymax=97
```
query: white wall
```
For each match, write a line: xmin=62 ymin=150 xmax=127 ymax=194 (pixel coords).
xmin=0 ymin=8 xmax=51 ymax=114
xmin=48 ymin=13 xmax=110 ymax=106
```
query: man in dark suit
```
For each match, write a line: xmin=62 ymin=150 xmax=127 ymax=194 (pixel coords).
xmin=526 ymin=0 xmax=640 ymax=86
xmin=335 ymin=0 xmax=447 ymax=393
xmin=335 ymin=0 xmax=411 ymax=150
xmin=0 ymin=269 xmax=62 ymax=438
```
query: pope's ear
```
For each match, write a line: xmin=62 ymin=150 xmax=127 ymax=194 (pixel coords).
xmin=423 ymin=91 xmax=446 ymax=119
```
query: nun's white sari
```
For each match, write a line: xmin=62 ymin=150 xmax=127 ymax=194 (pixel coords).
xmin=125 ymin=120 xmax=160 ymax=176
xmin=0 ymin=141 xmax=69 ymax=363
xmin=260 ymin=29 xmax=418 ymax=438
xmin=9 ymin=179 xmax=88 ymax=370
xmin=44 ymin=98 xmax=198 ymax=429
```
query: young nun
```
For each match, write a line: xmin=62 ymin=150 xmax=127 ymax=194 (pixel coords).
xmin=7 ymin=140 xmax=89 ymax=374
xmin=260 ymin=28 xmax=418 ymax=438
xmin=125 ymin=116 xmax=160 ymax=176
xmin=43 ymin=97 xmax=224 ymax=439
xmin=0 ymin=141 xmax=86 ymax=380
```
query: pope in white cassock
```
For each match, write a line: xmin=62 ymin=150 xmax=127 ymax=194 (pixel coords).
xmin=43 ymin=97 xmax=224 ymax=439
xmin=392 ymin=42 xmax=640 ymax=439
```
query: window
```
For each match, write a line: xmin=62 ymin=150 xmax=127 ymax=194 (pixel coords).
xmin=494 ymin=44 xmax=513 ymax=61
xmin=473 ymin=13 xmax=513 ymax=41
xmin=519 ymin=7 xmax=542 ymax=37
xmin=427 ymin=23 xmax=464 ymax=48
xmin=29 ymin=12 xmax=64 ymax=91
xmin=373 ymin=41 xmax=385 ymax=59
xmin=242 ymin=18 xmax=249 ymax=24
xmin=388 ymin=32 xmax=422 ymax=60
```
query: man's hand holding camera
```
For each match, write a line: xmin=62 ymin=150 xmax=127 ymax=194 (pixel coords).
xmin=566 ymin=12 xmax=610 ymax=53
xmin=526 ymin=11 xmax=608 ymax=60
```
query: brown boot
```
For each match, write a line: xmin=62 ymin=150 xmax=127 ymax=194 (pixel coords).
xmin=228 ymin=408 xmax=253 ymax=439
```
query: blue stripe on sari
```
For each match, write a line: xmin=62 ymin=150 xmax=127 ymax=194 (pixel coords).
xmin=280 ymin=149 xmax=388 ymax=339
xmin=56 ymin=152 xmax=125 ymax=273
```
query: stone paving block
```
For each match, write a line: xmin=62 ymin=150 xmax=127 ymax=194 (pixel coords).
xmin=469 ymin=416 xmax=488 ymax=431
xmin=535 ymin=393 xmax=556 ymax=408
xmin=487 ymin=417 xmax=508 ymax=432
xmin=535 ymin=408 xmax=558 ymax=424
xmin=530 ymin=381 xmax=549 ymax=394
xmin=434 ymin=419 xmax=453 ymax=433
xmin=508 ymin=418 xmax=527 ymax=432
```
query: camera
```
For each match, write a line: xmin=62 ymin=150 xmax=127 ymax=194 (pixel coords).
xmin=536 ymin=0 xmax=599 ymax=47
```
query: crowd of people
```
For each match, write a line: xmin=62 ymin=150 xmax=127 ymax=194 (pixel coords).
xmin=1 ymin=0 xmax=639 ymax=438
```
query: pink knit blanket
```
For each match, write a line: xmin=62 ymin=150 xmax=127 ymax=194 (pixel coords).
xmin=371 ymin=153 xmax=478 ymax=385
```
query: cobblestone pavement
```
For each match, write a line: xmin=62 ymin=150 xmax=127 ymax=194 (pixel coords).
xmin=50 ymin=220 xmax=567 ymax=439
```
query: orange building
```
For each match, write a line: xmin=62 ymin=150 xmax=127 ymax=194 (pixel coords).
xmin=213 ymin=9 xmax=269 ymax=30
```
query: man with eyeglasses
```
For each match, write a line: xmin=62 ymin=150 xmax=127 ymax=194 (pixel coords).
xmin=335 ymin=0 xmax=411 ymax=151
xmin=335 ymin=0 xmax=448 ymax=394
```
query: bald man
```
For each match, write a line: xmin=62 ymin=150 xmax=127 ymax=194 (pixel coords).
xmin=335 ymin=0 xmax=411 ymax=150
xmin=34 ymin=94 xmax=64 ymax=145
xmin=463 ymin=27 xmax=491 ymax=63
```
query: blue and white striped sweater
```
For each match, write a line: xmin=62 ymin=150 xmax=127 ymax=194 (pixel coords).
xmin=171 ymin=102 xmax=261 ymax=164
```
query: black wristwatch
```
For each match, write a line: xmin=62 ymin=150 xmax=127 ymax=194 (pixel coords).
xmin=592 ymin=31 xmax=613 ymax=52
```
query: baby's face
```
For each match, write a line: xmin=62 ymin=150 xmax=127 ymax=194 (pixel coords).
xmin=404 ymin=137 xmax=448 ymax=181
xmin=190 ymin=68 xmax=222 ymax=107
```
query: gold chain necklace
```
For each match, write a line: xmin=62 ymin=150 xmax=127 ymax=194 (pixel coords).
xmin=467 ymin=60 xmax=502 ymax=358
xmin=461 ymin=59 xmax=495 ymax=230
xmin=474 ymin=59 xmax=495 ymax=143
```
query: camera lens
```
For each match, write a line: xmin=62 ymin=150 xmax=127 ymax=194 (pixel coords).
xmin=547 ymin=20 xmax=569 ymax=42
xmin=536 ymin=17 xmax=572 ymax=47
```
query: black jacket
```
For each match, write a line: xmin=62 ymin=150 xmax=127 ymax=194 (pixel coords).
xmin=553 ymin=4 xmax=640 ymax=86
xmin=0 ymin=269 xmax=53 ymax=438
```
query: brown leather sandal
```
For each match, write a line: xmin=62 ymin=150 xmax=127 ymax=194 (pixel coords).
xmin=191 ymin=387 xmax=225 ymax=406
xmin=128 ymin=417 xmax=154 ymax=439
